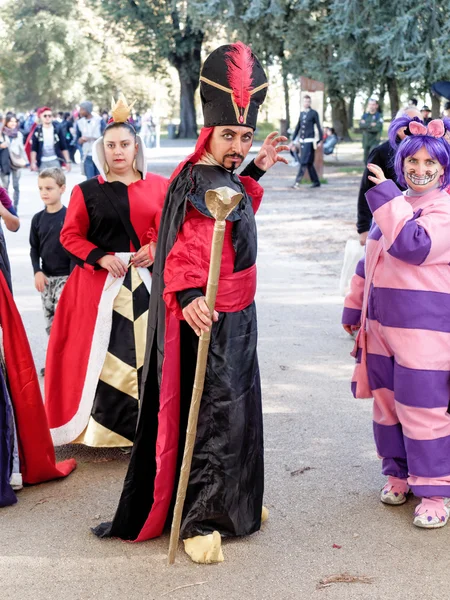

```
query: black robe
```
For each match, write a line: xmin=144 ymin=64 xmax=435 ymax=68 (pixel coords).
xmin=94 ymin=161 xmax=265 ymax=541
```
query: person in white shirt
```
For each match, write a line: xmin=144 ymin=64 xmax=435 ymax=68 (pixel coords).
xmin=76 ymin=101 xmax=106 ymax=179
xmin=0 ymin=113 xmax=28 ymax=209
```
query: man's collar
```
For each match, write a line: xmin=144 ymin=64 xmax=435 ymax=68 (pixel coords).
xmin=196 ymin=150 xmax=233 ymax=172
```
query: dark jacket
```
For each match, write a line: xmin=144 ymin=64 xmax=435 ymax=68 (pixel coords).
xmin=0 ymin=132 xmax=10 ymax=175
xmin=31 ymin=122 xmax=67 ymax=167
xmin=60 ymin=119 xmax=74 ymax=146
xmin=356 ymin=140 xmax=405 ymax=233
xmin=293 ymin=109 xmax=323 ymax=141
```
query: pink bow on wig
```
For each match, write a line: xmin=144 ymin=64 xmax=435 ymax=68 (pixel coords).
xmin=409 ymin=119 xmax=445 ymax=138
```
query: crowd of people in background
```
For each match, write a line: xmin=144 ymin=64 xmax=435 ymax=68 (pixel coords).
xmin=0 ymin=103 xmax=158 ymax=212
xmin=0 ymin=98 xmax=160 ymax=389
xmin=0 ymin=99 xmax=162 ymax=493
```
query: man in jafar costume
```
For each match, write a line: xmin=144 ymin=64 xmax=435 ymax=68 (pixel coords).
xmin=93 ymin=41 xmax=288 ymax=563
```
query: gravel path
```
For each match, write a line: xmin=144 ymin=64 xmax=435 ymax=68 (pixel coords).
xmin=1 ymin=145 xmax=446 ymax=600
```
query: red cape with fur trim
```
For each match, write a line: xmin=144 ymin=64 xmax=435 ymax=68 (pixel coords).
xmin=0 ymin=270 xmax=75 ymax=484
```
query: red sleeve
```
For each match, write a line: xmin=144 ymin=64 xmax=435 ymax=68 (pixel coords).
xmin=139 ymin=175 xmax=169 ymax=246
xmin=0 ymin=187 xmax=12 ymax=210
xmin=163 ymin=209 xmax=214 ymax=319
xmin=239 ymin=175 xmax=264 ymax=214
xmin=139 ymin=226 xmax=157 ymax=247
xmin=61 ymin=185 xmax=107 ymax=272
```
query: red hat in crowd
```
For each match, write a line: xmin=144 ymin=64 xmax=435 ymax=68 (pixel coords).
xmin=37 ymin=106 xmax=52 ymax=117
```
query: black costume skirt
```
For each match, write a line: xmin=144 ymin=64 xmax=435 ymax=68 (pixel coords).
xmin=94 ymin=301 xmax=264 ymax=540
xmin=178 ymin=301 xmax=264 ymax=538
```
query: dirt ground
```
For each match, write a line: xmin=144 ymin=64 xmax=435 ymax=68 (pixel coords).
xmin=1 ymin=143 xmax=447 ymax=600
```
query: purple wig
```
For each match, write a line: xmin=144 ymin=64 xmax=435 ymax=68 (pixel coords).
xmin=394 ymin=127 xmax=450 ymax=190
xmin=388 ymin=115 xmax=423 ymax=149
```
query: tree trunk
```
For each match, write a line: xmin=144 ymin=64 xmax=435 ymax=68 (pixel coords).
xmin=431 ymin=93 xmax=441 ymax=119
xmin=386 ymin=76 xmax=400 ymax=119
xmin=364 ymin=89 xmax=374 ymax=113
xmin=378 ymin=80 xmax=386 ymax=115
xmin=282 ymin=66 xmax=290 ymax=133
xmin=347 ymin=93 xmax=355 ymax=130
xmin=331 ymin=93 xmax=351 ymax=140
xmin=169 ymin=17 xmax=203 ymax=138
xmin=176 ymin=72 xmax=198 ymax=138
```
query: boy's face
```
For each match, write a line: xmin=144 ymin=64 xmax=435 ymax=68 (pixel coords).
xmin=38 ymin=177 xmax=65 ymax=206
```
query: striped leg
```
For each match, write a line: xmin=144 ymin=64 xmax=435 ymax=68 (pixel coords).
xmin=366 ymin=319 xmax=408 ymax=479
xmin=382 ymin=325 xmax=450 ymax=498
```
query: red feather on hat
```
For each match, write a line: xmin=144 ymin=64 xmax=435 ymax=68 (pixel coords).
xmin=225 ymin=42 xmax=254 ymax=110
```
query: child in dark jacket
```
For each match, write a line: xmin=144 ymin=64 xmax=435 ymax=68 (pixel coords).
xmin=30 ymin=167 xmax=71 ymax=375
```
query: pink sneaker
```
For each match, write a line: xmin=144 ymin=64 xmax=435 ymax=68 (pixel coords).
xmin=380 ymin=476 xmax=410 ymax=505
xmin=413 ymin=497 xmax=450 ymax=529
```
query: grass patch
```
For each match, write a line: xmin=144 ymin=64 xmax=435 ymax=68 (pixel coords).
xmin=338 ymin=166 xmax=364 ymax=175
xmin=299 ymin=177 xmax=328 ymax=185
xmin=254 ymin=122 xmax=279 ymax=140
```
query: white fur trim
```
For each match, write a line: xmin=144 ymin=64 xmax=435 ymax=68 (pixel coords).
xmin=50 ymin=253 xmax=151 ymax=446
xmin=92 ymin=134 xmax=147 ymax=180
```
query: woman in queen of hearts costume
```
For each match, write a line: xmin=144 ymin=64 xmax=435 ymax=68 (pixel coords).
xmin=45 ymin=96 xmax=168 ymax=448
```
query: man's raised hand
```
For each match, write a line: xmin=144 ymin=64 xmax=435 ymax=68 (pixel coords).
xmin=254 ymin=131 xmax=290 ymax=171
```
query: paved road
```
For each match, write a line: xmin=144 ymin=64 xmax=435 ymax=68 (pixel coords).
xmin=1 ymin=147 xmax=447 ymax=600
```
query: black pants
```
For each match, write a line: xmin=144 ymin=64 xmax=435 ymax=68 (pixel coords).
xmin=295 ymin=142 xmax=320 ymax=185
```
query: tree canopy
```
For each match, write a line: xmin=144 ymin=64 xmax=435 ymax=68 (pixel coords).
xmin=1 ymin=0 xmax=450 ymax=137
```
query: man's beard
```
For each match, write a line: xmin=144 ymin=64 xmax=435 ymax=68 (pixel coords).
xmin=222 ymin=153 xmax=244 ymax=173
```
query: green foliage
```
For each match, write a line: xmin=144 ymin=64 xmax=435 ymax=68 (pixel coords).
xmin=94 ymin=0 xmax=205 ymax=136
xmin=0 ymin=0 xmax=86 ymax=108
xmin=195 ymin=0 xmax=450 ymax=133
xmin=0 ymin=0 xmax=176 ymax=112
xmin=2 ymin=0 xmax=450 ymax=131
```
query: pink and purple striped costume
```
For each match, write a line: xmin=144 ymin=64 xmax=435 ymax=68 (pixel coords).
xmin=343 ymin=179 xmax=450 ymax=498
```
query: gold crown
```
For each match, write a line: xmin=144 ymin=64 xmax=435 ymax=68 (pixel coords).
xmin=111 ymin=94 xmax=136 ymax=123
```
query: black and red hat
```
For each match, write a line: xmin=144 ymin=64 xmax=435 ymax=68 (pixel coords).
xmin=200 ymin=42 xmax=268 ymax=130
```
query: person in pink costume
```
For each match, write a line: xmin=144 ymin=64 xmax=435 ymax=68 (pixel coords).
xmin=343 ymin=116 xmax=450 ymax=528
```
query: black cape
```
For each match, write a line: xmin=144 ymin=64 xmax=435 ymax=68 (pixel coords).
xmin=357 ymin=140 xmax=405 ymax=234
xmin=94 ymin=162 xmax=264 ymax=541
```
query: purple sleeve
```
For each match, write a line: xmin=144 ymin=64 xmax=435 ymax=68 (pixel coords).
xmin=365 ymin=179 xmax=401 ymax=213
xmin=342 ymin=307 xmax=362 ymax=325
xmin=366 ymin=180 xmax=431 ymax=266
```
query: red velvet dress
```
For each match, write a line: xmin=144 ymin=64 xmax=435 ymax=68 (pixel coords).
xmin=45 ymin=173 xmax=168 ymax=447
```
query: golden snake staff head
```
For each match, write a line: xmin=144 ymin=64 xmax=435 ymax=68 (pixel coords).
xmin=205 ymin=186 xmax=243 ymax=222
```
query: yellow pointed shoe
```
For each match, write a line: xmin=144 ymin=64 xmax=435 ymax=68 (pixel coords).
xmin=261 ymin=506 xmax=269 ymax=523
xmin=183 ymin=531 xmax=224 ymax=564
